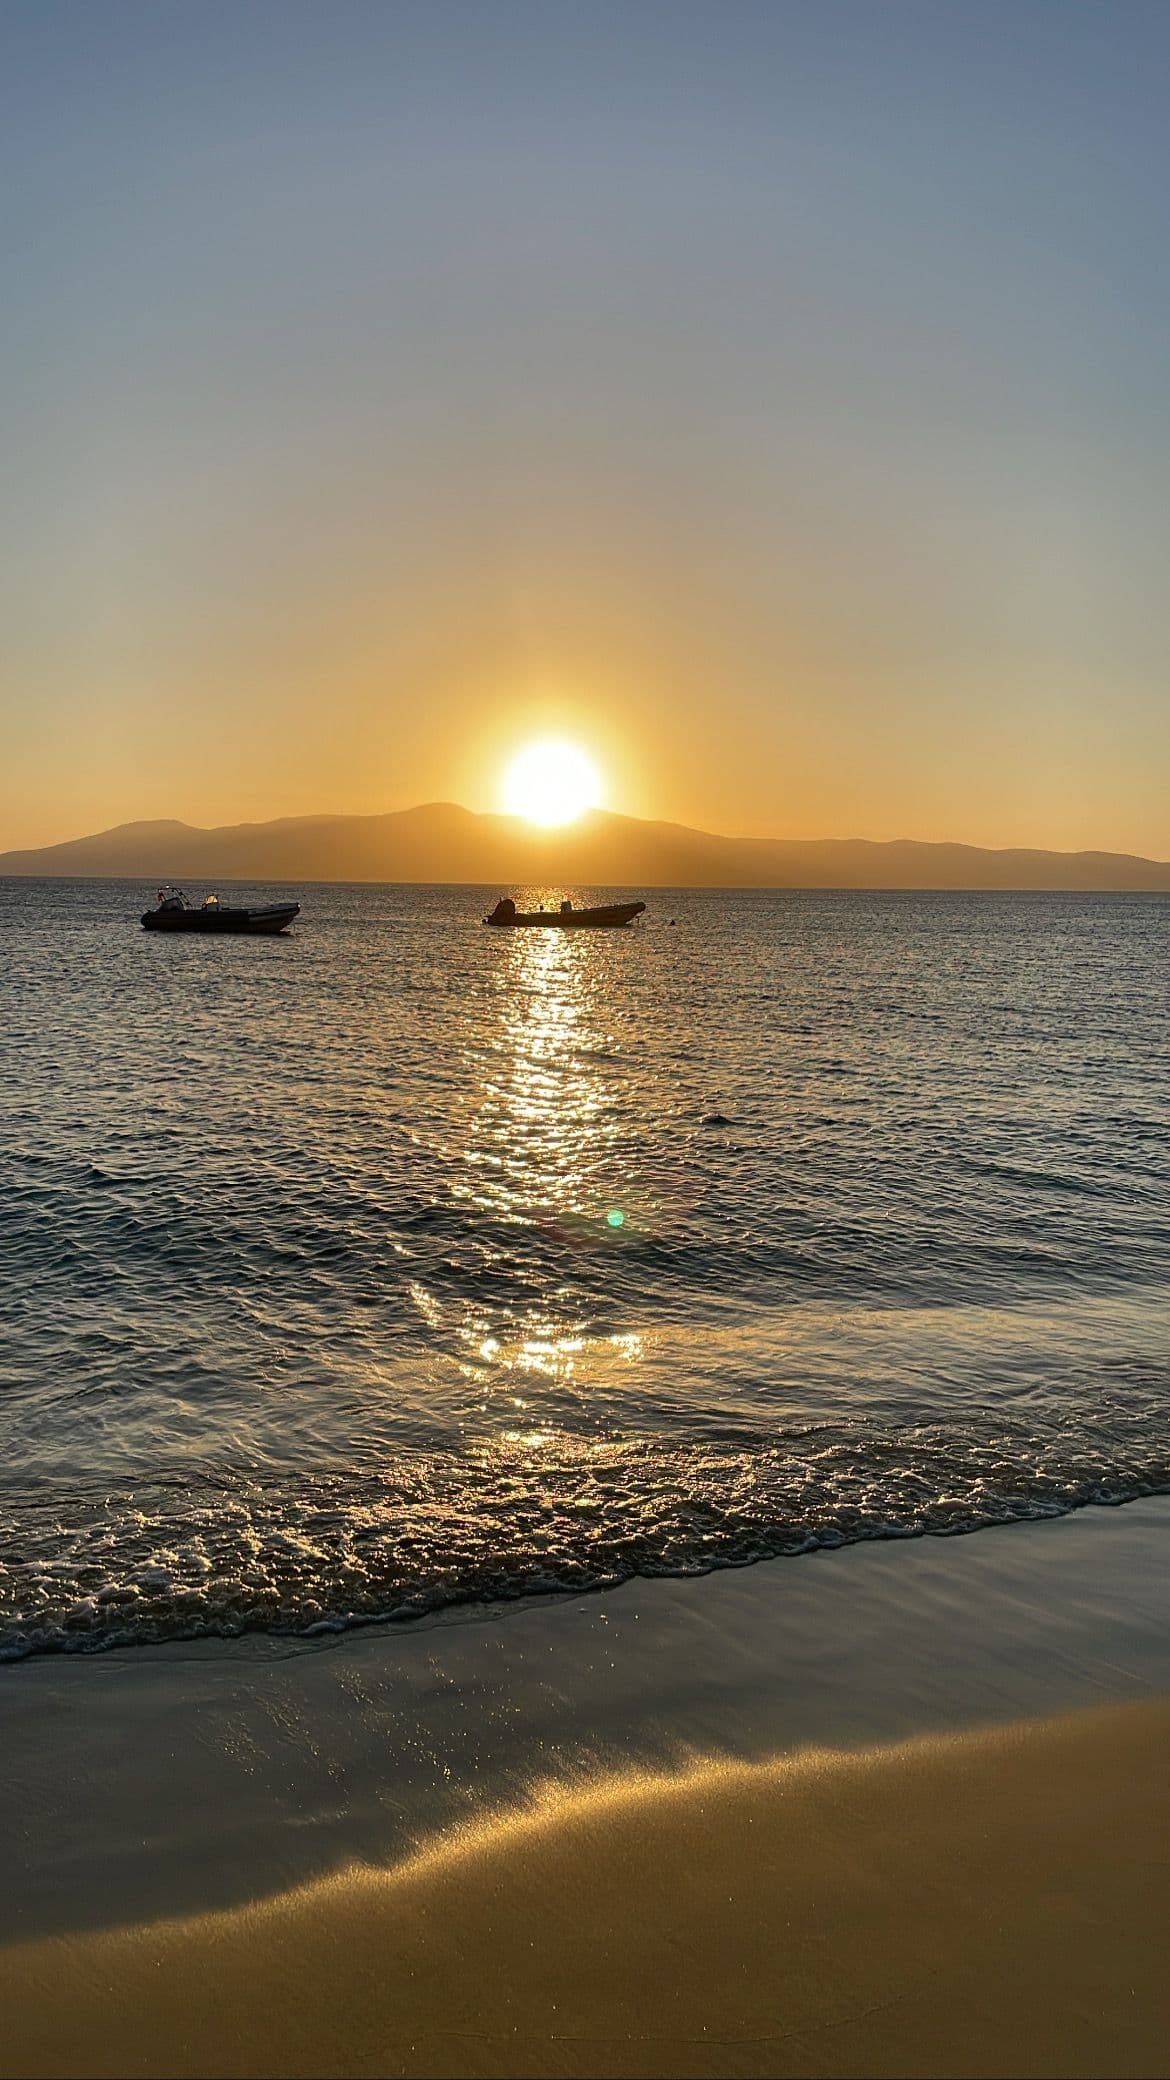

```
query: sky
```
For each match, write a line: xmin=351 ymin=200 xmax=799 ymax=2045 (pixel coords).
xmin=2 ymin=0 xmax=1169 ymax=855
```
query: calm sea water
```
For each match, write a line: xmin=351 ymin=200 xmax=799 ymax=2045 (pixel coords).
xmin=2 ymin=878 xmax=1168 ymax=1659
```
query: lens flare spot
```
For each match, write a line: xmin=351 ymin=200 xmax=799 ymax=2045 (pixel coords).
xmin=607 ymin=1208 xmax=625 ymax=1228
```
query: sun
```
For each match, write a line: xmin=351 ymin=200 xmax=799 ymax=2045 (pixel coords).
xmin=501 ymin=739 xmax=604 ymax=827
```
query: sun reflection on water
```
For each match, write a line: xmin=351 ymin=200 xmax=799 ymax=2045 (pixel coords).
xmin=450 ymin=916 xmax=648 ymax=1426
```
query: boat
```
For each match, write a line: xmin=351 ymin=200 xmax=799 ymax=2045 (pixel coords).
xmin=484 ymin=896 xmax=646 ymax=929
xmin=141 ymin=890 xmax=300 ymax=935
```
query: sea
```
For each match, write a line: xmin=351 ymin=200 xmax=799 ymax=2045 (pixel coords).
xmin=2 ymin=877 xmax=1168 ymax=1661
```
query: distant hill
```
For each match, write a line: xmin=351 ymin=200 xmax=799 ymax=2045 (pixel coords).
xmin=1 ymin=804 xmax=1169 ymax=890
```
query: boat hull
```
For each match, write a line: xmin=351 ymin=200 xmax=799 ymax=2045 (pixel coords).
xmin=485 ymin=902 xmax=645 ymax=929
xmin=141 ymin=904 xmax=300 ymax=934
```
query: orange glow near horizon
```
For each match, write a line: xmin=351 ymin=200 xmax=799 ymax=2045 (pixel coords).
xmin=6 ymin=12 xmax=1170 ymax=864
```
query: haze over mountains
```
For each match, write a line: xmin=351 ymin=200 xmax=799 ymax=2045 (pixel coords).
xmin=1 ymin=805 xmax=1168 ymax=890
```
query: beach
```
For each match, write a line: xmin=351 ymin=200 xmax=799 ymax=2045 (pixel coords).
xmin=7 ymin=0 xmax=1170 ymax=2068
xmin=4 ymin=882 xmax=1170 ymax=2076
xmin=6 ymin=1699 xmax=1170 ymax=2080
xmin=5 ymin=1498 xmax=1170 ymax=2078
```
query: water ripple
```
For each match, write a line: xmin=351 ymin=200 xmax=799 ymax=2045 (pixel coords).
xmin=1 ymin=880 xmax=1169 ymax=1656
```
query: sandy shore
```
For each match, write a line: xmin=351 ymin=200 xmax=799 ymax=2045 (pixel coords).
xmin=8 ymin=1496 xmax=1170 ymax=1950
xmin=6 ymin=1502 xmax=1170 ymax=2076
xmin=4 ymin=1695 xmax=1169 ymax=2079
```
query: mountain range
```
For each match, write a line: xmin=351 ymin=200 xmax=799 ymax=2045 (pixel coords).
xmin=2 ymin=804 xmax=1169 ymax=890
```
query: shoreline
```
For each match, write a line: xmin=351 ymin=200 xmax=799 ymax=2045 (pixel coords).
xmin=4 ymin=1696 xmax=1170 ymax=2078
xmin=5 ymin=1496 xmax=1170 ymax=1948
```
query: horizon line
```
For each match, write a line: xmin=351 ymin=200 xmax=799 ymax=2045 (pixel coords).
xmin=3 ymin=801 xmax=1169 ymax=870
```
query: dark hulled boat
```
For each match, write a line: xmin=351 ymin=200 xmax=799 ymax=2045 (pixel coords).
xmin=141 ymin=891 xmax=300 ymax=934
xmin=485 ymin=896 xmax=645 ymax=929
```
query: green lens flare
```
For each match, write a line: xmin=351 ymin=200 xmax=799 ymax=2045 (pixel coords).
xmin=606 ymin=1209 xmax=625 ymax=1228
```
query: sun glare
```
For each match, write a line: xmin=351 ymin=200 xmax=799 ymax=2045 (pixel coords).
xmin=502 ymin=739 xmax=603 ymax=827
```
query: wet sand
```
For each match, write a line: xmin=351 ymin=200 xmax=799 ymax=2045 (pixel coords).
xmin=8 ymin=1496 xmax=1170 ymax=1950
xmin=4 ymin=1696 xmax=1169 ymax=2079
xmin=6 ymin=1502 xmax=1170 ymax=2077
